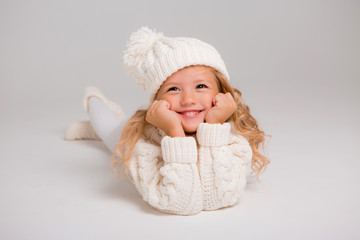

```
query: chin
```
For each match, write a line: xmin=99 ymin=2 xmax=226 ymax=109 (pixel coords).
xmin=183 ymin=125 xmax=199 ymax=135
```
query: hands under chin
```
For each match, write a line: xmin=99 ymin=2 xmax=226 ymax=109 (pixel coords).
xmin=205 ymin=92 xmax=237 ymax=124
xmin=145 ymin=100 xmax=185 ymax=137
xmin=146 ymin=93 xmax=236 ymax=138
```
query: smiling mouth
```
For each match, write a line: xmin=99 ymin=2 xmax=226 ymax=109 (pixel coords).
xmin=178 ymin=110 xmax=203 ymax=118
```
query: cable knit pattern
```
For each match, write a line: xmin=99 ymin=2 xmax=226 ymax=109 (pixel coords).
xmin=129 ymin=133 xmax=202 ymax=215
xmin=228 ymin=129 xmax=253 ymax=192
xmin=128 ymin=123 xmax=252 ymax=215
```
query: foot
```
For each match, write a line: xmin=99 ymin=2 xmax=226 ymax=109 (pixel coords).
xmin=83 ymin=86 xmax=124 ymax=121
xmin=65 ymin=121 xmax=101 ymax=140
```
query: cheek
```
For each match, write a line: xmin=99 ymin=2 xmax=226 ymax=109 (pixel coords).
xmin=203 ymin=94 xmax=217 ymax=108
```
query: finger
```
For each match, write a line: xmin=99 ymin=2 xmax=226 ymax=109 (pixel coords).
xmin=225 ymin=92 xmax=234 ymax=101
xmin=147 ymin=101 xmax=154 ymax=113
xmin=151 ymin=100 xmax=163 ymax=116
xmin=216 ymin=93 xmax=229 ymax=106
xmin=156 ymin=101 xmax=169 ymax=112
xmin=224 ymin=93 xmax=237 ymax=110
xmin=148 ymin=100 xmax=158 ymax=113
xmin=147 ymin=100 xmax=155 ymax=109
xmin=212 ymin=96 xmax=217 ymax=106
xmin=146 ymin=101 xmax=156 ymax=122
xmin=159 ymin=100 xmax=171 ymax=109
xmin=213 ymin=93 xmax=222 ymax=106
xmin=154 ymin=101 xmax=163 ymax=114
xmin=165 ymin=101 xmax=171 ymax=110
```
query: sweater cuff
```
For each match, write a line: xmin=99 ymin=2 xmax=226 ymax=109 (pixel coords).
xmin=161 ymin=136 xmax=198 ymax=163
xmin=196 ymin=122 xmax=231 ymax=146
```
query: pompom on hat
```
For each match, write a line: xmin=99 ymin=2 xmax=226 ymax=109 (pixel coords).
xmin=124 ymin=26 xmax=229 ymax=100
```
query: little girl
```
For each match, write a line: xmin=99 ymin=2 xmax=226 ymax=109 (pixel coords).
xmin=66 ymin=27 xmax=270 ymax=215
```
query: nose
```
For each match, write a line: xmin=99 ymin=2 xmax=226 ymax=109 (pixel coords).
xmin=181 ymin=90 xmax=196 ymax=106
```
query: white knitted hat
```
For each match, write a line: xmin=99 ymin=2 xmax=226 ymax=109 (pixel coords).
xmin=124 ymin=26 xmax=229 ymax=100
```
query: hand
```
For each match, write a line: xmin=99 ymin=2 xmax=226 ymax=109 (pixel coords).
xmin=205 ymin=92 xmax=237 ymax=124
xmin=146 ymin=100 xmax=185 ymax=137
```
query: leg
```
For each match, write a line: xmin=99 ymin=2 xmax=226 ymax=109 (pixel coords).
xmin=65 ymin=86 xmax=126 ymax=153
xmin=88 ymin=97 xmax=125 ymax=153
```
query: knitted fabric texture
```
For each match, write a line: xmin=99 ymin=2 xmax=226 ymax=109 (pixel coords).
xmin=65 ymin=121 xmax=100 ymax=140
xmin=123 ymin=26 xmax=230 ymax=100
xmin=83 ymin=86 xmax=124 ymax=121
xmin=128 ymin=122 xmax=252 ymax=215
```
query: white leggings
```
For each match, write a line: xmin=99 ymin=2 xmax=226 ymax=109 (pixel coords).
xmin=88 ymin=97 xmax=126 ymax=153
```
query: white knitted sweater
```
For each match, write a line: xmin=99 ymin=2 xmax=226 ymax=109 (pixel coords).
xmin=129 ymin=122 xmax=252 ymax=215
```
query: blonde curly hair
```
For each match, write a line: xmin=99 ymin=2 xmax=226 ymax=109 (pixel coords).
xmin=112 ymin=66 xmax=270 ymax=180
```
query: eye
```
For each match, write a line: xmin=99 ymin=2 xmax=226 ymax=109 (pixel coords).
xmin=196 ymin=84 xmax=207 ymax=89
xmin=167 ymin=87 xmax=180 ymax=92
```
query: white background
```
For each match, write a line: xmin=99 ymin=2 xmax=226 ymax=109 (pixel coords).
xmin=1 ymin=0 xmax=359 ymax=239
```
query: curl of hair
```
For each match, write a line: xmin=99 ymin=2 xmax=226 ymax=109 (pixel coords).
xmin=211 ymin=68 xmax=270 ymax=179
xmin=111 ymin=109 xmax=147 ymax=177
xmin=112 ymin=66 xmax=270 ymax=180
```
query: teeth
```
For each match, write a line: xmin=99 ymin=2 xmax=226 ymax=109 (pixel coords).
xmin=183 ymin=111 xmax=199 ymax=116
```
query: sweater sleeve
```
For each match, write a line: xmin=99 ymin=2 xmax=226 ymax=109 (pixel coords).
xmin=196 ymin=122 xmax=252 ymax=210
xmin=129 ymin=136 xmax=203 ymax=215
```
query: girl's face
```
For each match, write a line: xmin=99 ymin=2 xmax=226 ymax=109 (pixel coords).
xmin=155 ymin=65 xmax=220 ymax=134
